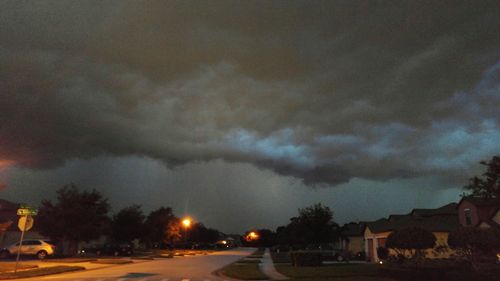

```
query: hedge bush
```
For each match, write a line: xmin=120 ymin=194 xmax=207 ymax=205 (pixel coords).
xmin=290 ymin=251 xmax=322 ymax=266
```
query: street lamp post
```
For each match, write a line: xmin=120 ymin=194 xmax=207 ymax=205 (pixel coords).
xmin=181 ymin=217 xmax=192 ymax=248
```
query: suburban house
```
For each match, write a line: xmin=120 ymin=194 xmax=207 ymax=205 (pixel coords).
xmin=340 ymin=222 xmax=365 ymax=255
xmin=364 ymin=203 xmax=459 ymax=262
xmin=457 ymin=197 xmax=500 ymax=229
xmin=0 ymin=199 xmax=45 ymax=247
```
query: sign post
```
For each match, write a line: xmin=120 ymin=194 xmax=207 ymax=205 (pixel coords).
xmin=14 ymin=207 xmax=37 ymax=273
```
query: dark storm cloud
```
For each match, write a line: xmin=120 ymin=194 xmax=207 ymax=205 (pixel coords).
xmin=0 ymin=1 xmax=499 ymax=186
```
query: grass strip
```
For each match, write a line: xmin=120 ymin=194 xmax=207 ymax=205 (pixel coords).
xmin=43 ymin=258 xmax=96 ymax=263
xmin=0 ymin=266 xmax=84 ymax=279
xmin=91 ymin=259 xmax=133 ymax=264
xmin=132 ymin=256 xmax=155 ymax=260
xmin=237 ymin=259 xmax=261 ymax=264
xmin=221 ymin=263 xmax=268 ymax=280
xmin=0 ymin=263 xmax=37 ymax=273
xmin=274 ymin=263 xmax=393 ymax=281
xmin=152 ymin=254 xmax=174 ymax=259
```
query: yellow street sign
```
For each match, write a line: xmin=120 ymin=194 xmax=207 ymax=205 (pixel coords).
xmin=18 ymin=216 xmax=34 ymax=232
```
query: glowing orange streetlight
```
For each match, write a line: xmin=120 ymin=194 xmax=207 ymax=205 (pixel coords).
xmin=246 ymin=231 xmax=259 ymax=241
xmin=181 ymin=217 xmax=193 ymax=246
xmin=182 ymin=217 xmax=192 ymax=228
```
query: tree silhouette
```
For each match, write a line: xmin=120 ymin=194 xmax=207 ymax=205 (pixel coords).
xmin=38 ymin=184 xmax=110 ymax=255
xmin=144 ymin=207 xmax=179 ymax=246
xmin=111 ymin=205 xmax=145 ymax=243
xmin=464 ymin=156 xmax=500 ymax=199
xmin=448 ymin=227 xmax=500 ymax=270
xmin=277 ymin=203 xmax=339 ymax=245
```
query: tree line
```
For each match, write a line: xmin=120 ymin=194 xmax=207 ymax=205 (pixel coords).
xmin=245 ymin=155 xmax=500 ymax=257
xmin=36 ymin=184 xmax=220 ymax=254
xmin=242 ymin=202 xmax=342 ymax=248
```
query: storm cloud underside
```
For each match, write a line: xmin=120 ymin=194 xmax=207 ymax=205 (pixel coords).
xmin=1 ymin=1 xmax=499 ymax=186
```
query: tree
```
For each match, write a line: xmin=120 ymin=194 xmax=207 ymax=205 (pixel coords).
xmin=275 ymin=225 xmax=290 ymax=245
xmin=165 ymin=217 xmax=182 ymax=245
xmin=386 ymin=227 xmax=436 ymax=261
xmin=464 ymin=156 xmax=500 ymax=199
xmin=144 ymin=207 xmax=180 ymax=246
xmin=255 ymin=229 xmax=276 ymax=247
xmin=37 ymin=184 xmax=110 ymax=255
xmin=188 ymin=223 xmax=220 ymax=244
xmin=448 ymin=227 xmax=500 ymax=270
xmin=111 ymin=205 xmax=145 ymax=243
xmin=279 ymin=203 xmax=339 ymax=246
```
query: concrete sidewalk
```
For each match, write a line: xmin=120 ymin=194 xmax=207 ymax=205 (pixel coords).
xmin=260 ymin=249 xmax=288 ymax=280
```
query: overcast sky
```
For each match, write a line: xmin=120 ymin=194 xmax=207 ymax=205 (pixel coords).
xmin=0 ymin=1 xmax=499 ymax=233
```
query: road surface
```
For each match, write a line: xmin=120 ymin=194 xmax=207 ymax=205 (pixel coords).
xmin=16 ymin=248 xmax=254 ymax=281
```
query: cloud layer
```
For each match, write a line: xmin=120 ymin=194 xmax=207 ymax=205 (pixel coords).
xmin=0 ymin=1 xmax=499 ymax=186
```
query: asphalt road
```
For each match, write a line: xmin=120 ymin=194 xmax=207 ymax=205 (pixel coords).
xmin=15 ymin=248 xmax=255 ymax=281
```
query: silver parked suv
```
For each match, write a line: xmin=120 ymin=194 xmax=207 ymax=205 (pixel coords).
xmin=0 ymin=239 xmax=56 ymax=259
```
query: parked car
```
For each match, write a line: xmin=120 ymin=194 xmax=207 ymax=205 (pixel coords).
xmin=0 ymin=239 xmax=56 ymax=259
xmin=302 ymin=245 xmax=350 ymax=262
xmin=79 ymin=243 xmax=133 ymax=256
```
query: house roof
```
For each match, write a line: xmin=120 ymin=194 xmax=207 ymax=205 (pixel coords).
xmin=457 ymin=196 xmax=500 ymax=207
xmin=0 ymin=199 xmax=19 ymax=211
xmin=410 ymin=203 xmax=458 ymax=217
xmin=367 ymin=214 xmax=459 ymax=234
xmin=0 ymin=199 xmax=21 ymax=231
xmin=366 ymin=203 xmax=460 ymax=234
xmin=388 ymin=214 xmax=409 ymax=222
xmin=342 ymin=222 xmax=366 ymax=236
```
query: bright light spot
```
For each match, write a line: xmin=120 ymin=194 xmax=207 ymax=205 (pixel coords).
xmin=246 ymin=231 xmax=259 ymax=241
xmin=379 ymin=261 xmax=383 ymax=264
xmin=222 ymin=240 xmax=227 ymax=245
xmin=182 ymin=217 xmax=192 ymax=228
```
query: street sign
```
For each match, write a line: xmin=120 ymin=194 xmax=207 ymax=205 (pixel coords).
xmin=17 ymin=208 xmax=37 ymax=216
xmin=18 ymin=216 xmax=34 ymax=232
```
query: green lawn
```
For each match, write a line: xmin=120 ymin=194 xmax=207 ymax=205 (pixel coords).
xmin=0 ymin=265 xmax=84 ymax=279
xmin=43 ymin=258 xmax=96 ymax=263
xmin=91 ymin=259 xmax=133 ymax=264
xmin=275 ymin=263 xmax=395 ymax=281
xmin=0 ymin=263 xmax=37 ymax=273
xmin=220 ymin=249 xmax=267 ymax=280
xmin=220 ymin=263 xmax=268 ymax=280
xmin=237 ymin=259 xmax=261 ymax=264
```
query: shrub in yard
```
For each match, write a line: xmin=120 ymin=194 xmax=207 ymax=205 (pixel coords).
xmin=290 ymin=251 xmax=322 ymax=266
xmin=386 ymin=227 xmax=436 ymax=262
xmin=377 ymin=247 xmax=389 ymax=260
xmin=448 ymin=226 xmax=500 ymax=270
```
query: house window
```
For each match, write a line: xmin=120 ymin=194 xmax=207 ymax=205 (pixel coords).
xmin=464 ymin=208 xmax=472 ymax=226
